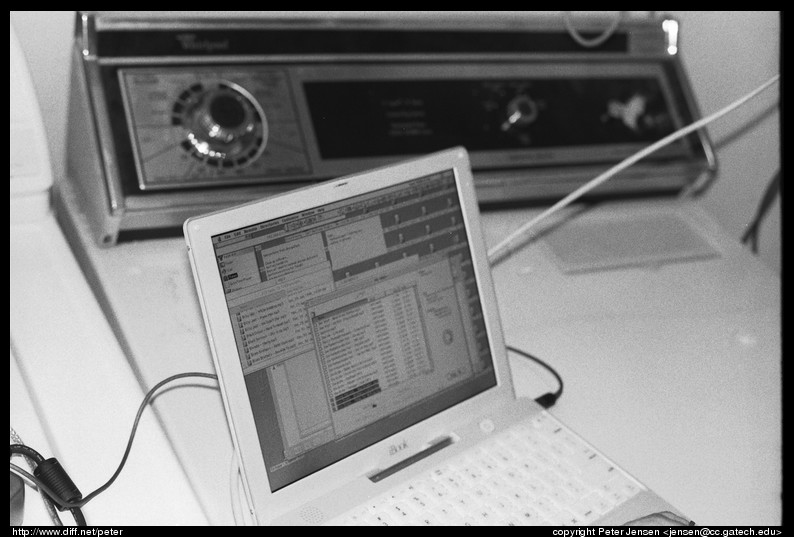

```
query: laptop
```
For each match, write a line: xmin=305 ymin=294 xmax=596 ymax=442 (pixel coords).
xmin=184 ymin=146 xmax=686 ymax=526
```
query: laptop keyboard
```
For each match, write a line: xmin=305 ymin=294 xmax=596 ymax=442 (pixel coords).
xmin=325 ymin=412 xmax=642 ymax=526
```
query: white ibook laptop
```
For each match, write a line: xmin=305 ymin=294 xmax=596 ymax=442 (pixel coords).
xmin=184 ymin=147 xmax=687 ymax=526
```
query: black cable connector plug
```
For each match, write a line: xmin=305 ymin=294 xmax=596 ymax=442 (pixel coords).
xmin=506 ymin=345 xmax=564 ymax=409
xmin=534 ymin=392 xmax=560 ymax=409
xmin=34 ymin=458 xmax=83 ymax=511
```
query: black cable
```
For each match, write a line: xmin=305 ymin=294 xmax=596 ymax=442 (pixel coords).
xmin=10 ymin=444 xmax=85 ymax=526
xmin=9 ymin=429 xmax=64 ymax=526
xmin=76 ymin=371 xmax=219 ymax=507
xmin=741 ymin=170 xmax=781 ymax=253
xmin=9 ymin=371 xmax=218 ymax=513
xmin=9 ymin=443 xmax=45 ymax=464
xmin=506 ymin=345 xmax=564 ymax=409
xmin=70 ymin=508 xmax=87 ymax=526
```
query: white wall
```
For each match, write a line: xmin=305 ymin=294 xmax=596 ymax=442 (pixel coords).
xmin=671 ymin=11 xmax=780 ymax=273
xmin=9 ymin=11 xmax=74 ymax=183
xmin=9 ymin=11 xmax=781 ymax=273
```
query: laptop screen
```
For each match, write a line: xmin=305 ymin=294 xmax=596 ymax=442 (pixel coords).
xmin=211 ymin=169 xmax=496 ymax=491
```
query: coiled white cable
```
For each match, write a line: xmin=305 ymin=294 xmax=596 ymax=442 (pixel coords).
xmin=562 ymin=11 xmax=624 ymax=48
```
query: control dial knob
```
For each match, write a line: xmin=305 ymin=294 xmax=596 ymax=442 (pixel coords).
xmin=173 ymin=81 xmax=268 ymax=169
xmin=500 ymin=95 xmax=539 ymax=131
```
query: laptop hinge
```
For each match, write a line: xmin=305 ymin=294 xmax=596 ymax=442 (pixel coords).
xmin=368 ymin=436 xmax=455 ymax=483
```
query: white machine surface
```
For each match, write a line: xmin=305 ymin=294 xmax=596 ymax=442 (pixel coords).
xmin=48 ymin=187 xmax=781 ymax=525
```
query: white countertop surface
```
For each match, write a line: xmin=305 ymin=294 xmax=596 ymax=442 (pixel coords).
xmin=11 ymin=195 xmax=781 ymax=526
